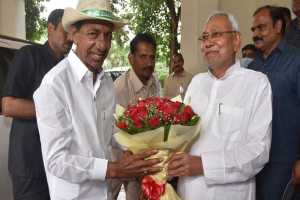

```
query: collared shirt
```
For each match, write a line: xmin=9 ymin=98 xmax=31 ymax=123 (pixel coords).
xmin=178 ymin=62 xmax=272 ymax=200
xmin=285 ymin=18 xmax=300 ymax=48
xmin=163 ymin=70 xmax=193 ymax=99
xmin=248 ymin=40 xmax=300 ymax=163
xmin=3 ymin=42 xmax=60 ymax=178
xmin=33 ymin=50 xmax=115 ymax=200
xmin=114 ymin=69 xmax=160 ymax=107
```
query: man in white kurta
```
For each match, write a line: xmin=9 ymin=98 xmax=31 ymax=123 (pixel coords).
xmin=33 ymin=1 xmax=161 ymax=200
xmin=168 ymin=12 xmax=272 ymax=200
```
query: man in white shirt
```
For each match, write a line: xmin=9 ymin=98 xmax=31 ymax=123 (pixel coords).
xmin=167 ymin=11 xmax=272 ymax=200
xmin=33 ymin=1 xmax=161 ymax=200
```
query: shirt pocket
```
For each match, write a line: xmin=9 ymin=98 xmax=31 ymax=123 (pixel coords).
xmin=216 ymin=104 xmax=244 ymax=141
xmin=52 ymin=177 xmax=79 ymax=199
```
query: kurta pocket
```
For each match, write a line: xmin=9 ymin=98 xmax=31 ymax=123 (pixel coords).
xmin=52 ymin=177 xmax=79 ymax=199
xmin=216 ymin=104 xmax=244 ymax=141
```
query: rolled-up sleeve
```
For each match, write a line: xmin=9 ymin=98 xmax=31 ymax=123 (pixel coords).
xmin=202 ymin=76 xmax=272 ymax=185
xmin=34 ymin=83 xmax=108 ymax=183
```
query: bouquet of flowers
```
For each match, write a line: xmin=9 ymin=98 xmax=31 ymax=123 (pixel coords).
xmin=114 ymin=96 xmax=201 ymax=200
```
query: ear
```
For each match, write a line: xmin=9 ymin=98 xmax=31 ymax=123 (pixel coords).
xmin=233 ymin=32 xmax=242 ymax=53
xmin=47 ymin=23 xmax=55 ymax=36
xmin=274 ymin=20 xmax=283 ymax=34
xmin=68 ymin=26 xmax=79 ymax=45
xmin=128 ymin=53 xmax=133 ymax=66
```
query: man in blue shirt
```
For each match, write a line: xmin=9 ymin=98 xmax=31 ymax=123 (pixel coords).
xmin=249 ymin=5 xmax=300 ymax=200
xmin=285 ymin=0 xmax=300 ymax=48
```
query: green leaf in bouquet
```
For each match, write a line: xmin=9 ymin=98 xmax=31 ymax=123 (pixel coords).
xmin=185 ymin=116 xmax=200 ymax=126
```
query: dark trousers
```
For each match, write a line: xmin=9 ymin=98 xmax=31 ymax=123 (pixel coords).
xmin=256 ymin=162 xmax=293 ymax=200
xmin=11 ymin=175 xmax=50 ymax=200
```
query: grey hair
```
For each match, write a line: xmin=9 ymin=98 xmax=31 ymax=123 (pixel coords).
xmin=205 ymin=11 xmax=239 ymax=32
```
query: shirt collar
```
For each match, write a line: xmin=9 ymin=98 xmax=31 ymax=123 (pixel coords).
xmin=68 ymin=50 xmax=89 ymax=82
xmin=256 ymin=39 xmax=286 ymax=61
xmin=172 ymin=70 xmax=186 ymax=77
xmin=129 ymin=69 xmax=155 ymax=92
xmin=208 ymin=60 xmax=241 ymax=80
xmin=67 ymin=50 xmax=105 ymax=83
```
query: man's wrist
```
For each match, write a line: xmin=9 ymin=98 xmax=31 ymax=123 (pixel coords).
xmin=106 ymin=161 xmax=118 ymax=179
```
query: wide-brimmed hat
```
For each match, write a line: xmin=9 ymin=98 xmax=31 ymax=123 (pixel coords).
xmin=62 ymin=0 xmax=127 ymax=31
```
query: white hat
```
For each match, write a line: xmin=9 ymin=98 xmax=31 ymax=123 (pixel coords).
xmin=62 ymin=0 xmax=127 ymax=31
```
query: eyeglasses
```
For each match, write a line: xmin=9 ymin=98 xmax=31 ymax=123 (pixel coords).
xmin=198 ymin=31 xmax=237 ymax=42
xmin=251 ymin=24 xmax=267 ymax=33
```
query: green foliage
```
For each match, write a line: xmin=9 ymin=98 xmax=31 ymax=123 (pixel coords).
xmin=25 ymin=0 xmax=49 ymax=41
xmin=109 ymin=0 xmax=181 ymax=79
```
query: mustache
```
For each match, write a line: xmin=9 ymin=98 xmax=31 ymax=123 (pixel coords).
xmin=203 ymin=47 xmax=219 ymax=53
xmin=253 ymin=36 xmax=263 ymax=42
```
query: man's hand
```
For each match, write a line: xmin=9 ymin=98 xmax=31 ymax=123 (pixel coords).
xmin=106 ymin=149 xmax=162 ymax=179
xmin=167 ymin=152 xmax=203 ymax=177
xmin=292 ymin=160 xmax=300 ymax=184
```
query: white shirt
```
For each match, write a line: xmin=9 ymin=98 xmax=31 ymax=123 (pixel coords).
xmin=179 ymin=61 xmax=272 ymax=200
xmin=33 ymin=50 xmax=116 ymax=200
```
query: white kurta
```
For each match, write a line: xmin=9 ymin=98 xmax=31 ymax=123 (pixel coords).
xmin=179 ymin=62 xmax=272 ymax=200
xmin=34 ymin=50 xmax=116 ymax=200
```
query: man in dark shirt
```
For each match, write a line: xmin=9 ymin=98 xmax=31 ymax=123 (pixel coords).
xmin=285 ymin=0 xmax=300 ymax=48
xmin=1 ymin=9 xmax=71 ymax=200
xmin=249 ymin=5 xmax=300 ymax=200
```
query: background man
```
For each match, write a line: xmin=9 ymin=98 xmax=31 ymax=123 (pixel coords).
xmin=240 ymin=43 xmax=257 ymax=67
xmin=248 ymin=5 xmax=300 ymax=200
xmin=2 ymin=9 xmax=71 ymax=200
xmin=113 ymin=32 xmax=160 ymax=200
xmin=285 ymin=0 xmax=300 ymax=47
xmin=163 ymin=53 xmax=193 ymax=99
xmin=33 ymin=1 xmax=161 ymax=200
xmin=241 ymin=44 xmax=257 ymax=59
xmin=114 ymin=32 xmax=160 ymax=108
xmin=168 ymin=11 xmax=272 ymax=200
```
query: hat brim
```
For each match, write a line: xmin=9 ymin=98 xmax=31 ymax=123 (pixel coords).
xmin=62 ymin=7 xmax=127 ymax=32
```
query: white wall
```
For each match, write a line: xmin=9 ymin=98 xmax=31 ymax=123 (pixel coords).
xmin=0 ymin=1 xmax=25 ymax=199
xmin=0 ymin=117 xmax=13 ymax=200
xmin=181 ymin=0 xmax=292 ymax=74
xmin=0 ymin=0 xmax=26 ymax=39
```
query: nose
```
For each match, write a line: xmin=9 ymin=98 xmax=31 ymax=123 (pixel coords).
xmin=95 ymin=37 xmax=110 ymax=51
xmin=146 ymin=57 xmax=155 ymax=67
xmin=201 ymin=39 xmax=214 ymax=51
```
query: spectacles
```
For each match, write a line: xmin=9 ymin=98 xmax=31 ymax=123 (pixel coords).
xmin=251 ymin=24 xmax=267 ymax=33
xmin=198 ymin=31 xmax=237 ymax=42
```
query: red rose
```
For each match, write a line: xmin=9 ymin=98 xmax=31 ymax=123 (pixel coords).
xmin=149 ymin=117 xmax=160 ymax=128
xmin=181 ymin=112 xmax=190 ymax=123
xmin=173 ymin=101 xmax=182 ymax=109
xmin=173 ymin=114 xmax=182 ymax=124
xmin=183 ymin=105 xmax=194 ymax=117
xmin=126 ymin=106 xmax=139 ymax=118
xmin=162 ymin=103 xmax=177 ymax=116
xmin=132 ymin=115 xmax=143 ymax=128
xmin=138 ymin=109 xmax=148 ymax=119
xmin=117 ymin=121 xmax=127 ymax=129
